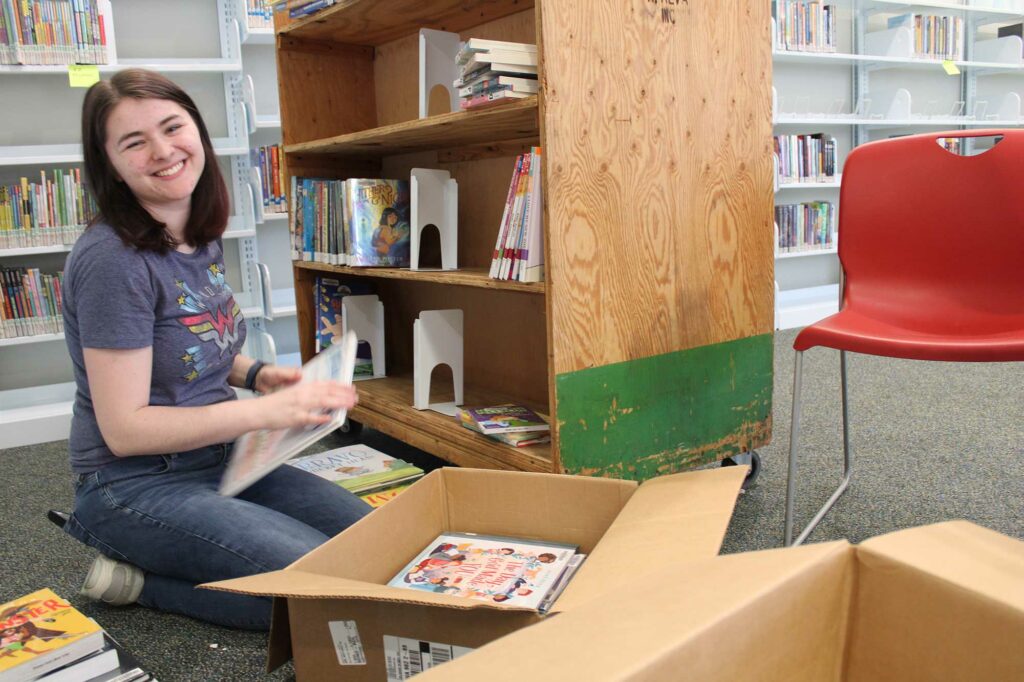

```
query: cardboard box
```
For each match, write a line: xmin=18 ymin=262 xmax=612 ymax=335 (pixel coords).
xmin=203 ymin=466 xmax=747 ymax=681
xmin=416 ymin=520 xmax=1024 ymax=681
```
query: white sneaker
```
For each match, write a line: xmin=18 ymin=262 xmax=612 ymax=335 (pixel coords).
xmin=80 ymin=555 xmax=144 ymax=606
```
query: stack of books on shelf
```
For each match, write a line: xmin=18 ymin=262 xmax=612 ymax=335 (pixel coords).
xmin=454 ymin=39 xmax=539 ymax=111
xmin=774 ymin=133 xmax=837 ymax=183
xmin=1 ymin=170 xmax=98 ymax=249
xmin=773 ymin=0 xmax=836 ymax=53
xmin=288 ymin=444 xmax=425 ymax=509
xmin=289 ymin=177 xmax=411 ymax=268
xmin=0 ymin=267 xmax=63 ymax=339
xmin=314 ymin=276 xmax=376 ymax=377
xmin=274 ymin=0 xmax=335 ymax=21
xmin=775 ymin=201 xmax=836 ymax=253
xmin=387 ymin=532 xmax=585 ymax=614
xmin=251 ymin=144 xmax=287 ymax=215
xmin=457 ymin=404 xmax=551 ymax=448
xmin=0 ymin=0 xmax=114 ymax=65
xmin=888 ymin=13 xmax=964 ymax=60
xmin=245 ymin=0 xmax=274 ymax=29
xmin=0 ymin=588 xmax=152 ymax=682
xmin=489 ymin=148 xmax=544 ymax=282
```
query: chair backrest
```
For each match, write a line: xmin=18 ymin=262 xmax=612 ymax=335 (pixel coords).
xmin=838 ymin=130 xmax=1024 ymax=330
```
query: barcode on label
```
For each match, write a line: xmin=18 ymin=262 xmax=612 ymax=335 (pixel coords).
xmin=383 ymin=636 xmax=474 ymax=680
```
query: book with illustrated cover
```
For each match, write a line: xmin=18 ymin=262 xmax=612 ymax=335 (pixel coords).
xmin=0 ymin=588 xmax=104 ymax=682
xmin=219 ymin=331 xmax=358 ymax=497
xmin=359 ymin=483 xmax=414 ymax=509
xmin=387 ymin=532 xmax=578 ymax=610
xmin=288 ymin=444 xmax=424 ymax=494
xmin=458 ymin=404 xmax=549 ymax=435
xmin=345 ymin=179 xmax=411 ymax=267
xmin=314 ymin=277 xmax=374 ymax=377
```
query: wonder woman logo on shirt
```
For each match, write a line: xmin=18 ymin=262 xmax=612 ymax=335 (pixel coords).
xmin=175 ymin=263 xmax=245 ymax=381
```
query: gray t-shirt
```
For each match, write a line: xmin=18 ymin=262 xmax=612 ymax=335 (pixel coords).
xmin=63 ymin=222 xmax=247 ymax=472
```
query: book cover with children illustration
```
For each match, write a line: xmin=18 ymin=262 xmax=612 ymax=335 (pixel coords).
xmin=345 ymin=179 xmax=411 ymax=267
xmin=387 ymin=532 xmax=578 ymax=611
xmin=458 ymin=404 xmax=549 ymax=434
xmin=0 ymin=588 xmax=105 ymax=680
xmin=288 ymin=444 xmax=424 ymax=494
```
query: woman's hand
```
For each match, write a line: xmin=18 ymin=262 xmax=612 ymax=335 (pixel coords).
xmin=254 ymin=364 xmax=302 ymax=394
xmin=256 ymin=380 xmax=358 ymax=430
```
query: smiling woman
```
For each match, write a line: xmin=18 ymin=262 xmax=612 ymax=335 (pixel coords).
xmin=57 ymin=69 xmax=372 ymax=631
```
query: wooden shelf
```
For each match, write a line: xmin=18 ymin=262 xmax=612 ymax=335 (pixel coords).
xmin=285 ymin=98 xmax=539 ymax=158
xmin=349 ymin=375 xmax=552 ymax=472
xmin=295 ymin=262 xmax=545 ymax=294
xmin=279 ymin=0 xmax=534 ymax=46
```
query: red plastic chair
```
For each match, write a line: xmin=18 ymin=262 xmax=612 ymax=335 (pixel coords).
xmin=784 ymin=130 xmax=1024 ymax=546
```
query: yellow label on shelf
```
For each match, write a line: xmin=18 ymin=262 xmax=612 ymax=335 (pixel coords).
xmin=942 ymin=60 xmax=961 ymax=76
xmin=68 ymin=65 xmax=101 ymax=88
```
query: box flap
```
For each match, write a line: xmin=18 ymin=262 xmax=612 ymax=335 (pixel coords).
xmin=555 ymin=465 xmax=747 ymax=611
xmin=415 ymin=541 xmax=854 ymax=682
xmin=846 ymin=521 xmax=1024 ymax=682
xmin=266 ymin=598 xmax=291 ymax=673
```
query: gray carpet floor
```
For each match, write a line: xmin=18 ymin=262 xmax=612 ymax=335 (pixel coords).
xmin=1 ymin=327 xmax=1021 ymax=680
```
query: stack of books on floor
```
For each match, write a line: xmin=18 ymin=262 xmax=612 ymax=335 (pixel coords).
xmin=454 ymin=39 xmax=539 ymax=110
xmin=457 ymin=404 xmax=550 ymax=448
xmin=0 ymin=588 xmax=153 ymax=682
xmin=288 ymin=444 xmax=425 ymax=508
xmin=388 ymin=532 xmax=586 ymax=613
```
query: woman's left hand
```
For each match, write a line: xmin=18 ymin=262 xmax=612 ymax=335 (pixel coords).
xmin=254 ymin=364 xmax=302 ymax=394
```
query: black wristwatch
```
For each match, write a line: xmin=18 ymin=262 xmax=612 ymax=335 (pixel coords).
xmin=245 ymin=360 xmax=266 ymax=393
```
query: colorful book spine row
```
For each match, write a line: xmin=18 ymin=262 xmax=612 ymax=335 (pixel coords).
xmin=774 ymin=133 xmax=837 ymax=183
xmin=0 ymin=0 xmax=111 ymax=65
xmin=288 ymin=177 xmax=411 ymax=268
xmin=775 ymin=201 xmax=836 ymax=253
xmin=0 ymin=266 xmax=63 ymax=338
xmin=887 ymin=14 xmax=964 ymax=61
xmin=0 ymin=169 xmax=97 ymax=250
xmin=490 ymin=147 xmax=544 ymax=283
xmin=253 ymin=144 xmax=286 ymax=213
xmin=774 ymin=0 xmax=836 ymax=53
xmin=246 ymin=0 xmax=274 ymax=29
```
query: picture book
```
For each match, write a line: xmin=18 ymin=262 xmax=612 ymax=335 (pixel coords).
xmin=458 ymin=404 xmax=549 ymax=434
xmin=346 ymin=179 xmax=411 ymax=267
xmin=488 ymin=430 xmax=552 ymax=448
xmin=536 ymin=553 xmax=587 ymax=614
xmin=39 ymin=631 xmax=150 ymax=682
xmin=219 ymin=331 xmax=358 ymax=497
xmin=0 ymin=588 xmax=105 ymax=682
xmin=314 ymin=277 xmax=375 ymax=377
xmin=288 ymin=444 xmax=424 ymax=494
xmin=387 ymin=532 xmax=578 ymax=610
xmin=359 ymin=483 xmax=414 ymax=509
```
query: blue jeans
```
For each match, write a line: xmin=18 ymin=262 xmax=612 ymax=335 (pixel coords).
xmin=64 ymin=444 xmax=371 ymax=630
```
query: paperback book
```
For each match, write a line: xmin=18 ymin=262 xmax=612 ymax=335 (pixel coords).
xmin=387 ymin=532 xmax=578 ymax=610
xmin=219 ymin=331 xmax=358 ymax=497
xmin=458 ymin=404 xmax=549 ymax=435
xmin=0 ymin=588 xmax=105 ymax=682
xmin=314 ymin=277 xmax=375 ymax=377
xmin=359 ymin=483 xmax=414 ymax=509
xmin=346 ymin=179 xmax=411 ymax=267
xmin=288 ymin=444 xmax=424 ymax=494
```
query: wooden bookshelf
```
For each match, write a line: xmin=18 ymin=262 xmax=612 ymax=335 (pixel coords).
xmin=275 ymin=0 xmax=774 ymax=480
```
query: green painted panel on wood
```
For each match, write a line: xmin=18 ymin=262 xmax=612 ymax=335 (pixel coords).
xmin=555 ymin=334 xmax=773 ymax=480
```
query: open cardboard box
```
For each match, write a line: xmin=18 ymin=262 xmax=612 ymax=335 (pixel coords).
xmin=203 ymin=466 xmax=748 ymax=681
xmin=415 ymin=520 xmax=1024 ymax=681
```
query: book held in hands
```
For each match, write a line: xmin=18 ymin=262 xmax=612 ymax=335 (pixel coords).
xmin=387 ymin=532 xmax=581 ymax=611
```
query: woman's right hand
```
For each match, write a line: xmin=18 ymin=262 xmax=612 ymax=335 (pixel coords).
xmin=256 ymin=380 xmax=358 ymax=430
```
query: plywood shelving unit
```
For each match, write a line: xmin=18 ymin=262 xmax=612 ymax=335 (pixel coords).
xmin=273 ymin=0 xmax=775 ymax=479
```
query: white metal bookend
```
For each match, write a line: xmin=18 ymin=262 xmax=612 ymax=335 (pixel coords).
xmin=419 ymin=29 xmax=460 ymax=118
xmin=997 ymin=92 xmax=1021 ymax=121
xmin=341 ymin=295 xmax=386 ymax=379
xmin=410 ymin=168 xmax=458 ymax=270
xmin=886 ymin=89 xmax=912 ymax=120
xmin=413 ymin=310 xmax=464 ymax=414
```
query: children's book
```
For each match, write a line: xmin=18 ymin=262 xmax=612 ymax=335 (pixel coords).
xmin=346 ymin=179 xmax=411 ymax=267
xmin=314 ymin=277 xmax=375 ymax=377
xmin=387 ymin=532 xmax=578 ymax=610
xmin=359 ymin=483 xmax=414 ymax=508
xmin=288 ymin=444 xmax=424 ymax=494
xmin=219 ymin=331 xmax=358 ymax=497
xmin=458 ymin=404 xmax=549 ymax=434
xmin=0 ymin=588 xmax=105 ymax=682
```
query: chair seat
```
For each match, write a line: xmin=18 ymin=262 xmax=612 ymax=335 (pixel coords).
xmin=794 ymin=308 xmax=1024 ymax=362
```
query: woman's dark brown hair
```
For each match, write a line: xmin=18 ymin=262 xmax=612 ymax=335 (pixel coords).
xmin=81 ymin=68 xmax=229 ymax=253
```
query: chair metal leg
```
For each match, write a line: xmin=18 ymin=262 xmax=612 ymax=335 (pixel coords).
xmin=784 ymin=350 xmax=855 ymax=547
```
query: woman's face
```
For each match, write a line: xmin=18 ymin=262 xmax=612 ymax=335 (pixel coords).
xmin=104 ymin=97 xmax=205 ymax=213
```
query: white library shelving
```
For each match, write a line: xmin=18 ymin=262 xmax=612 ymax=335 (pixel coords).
xmin=1 ymin=0 xmax=297 ymax=448
xmin=771 ymin=0 xmax=1024 ymax=329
